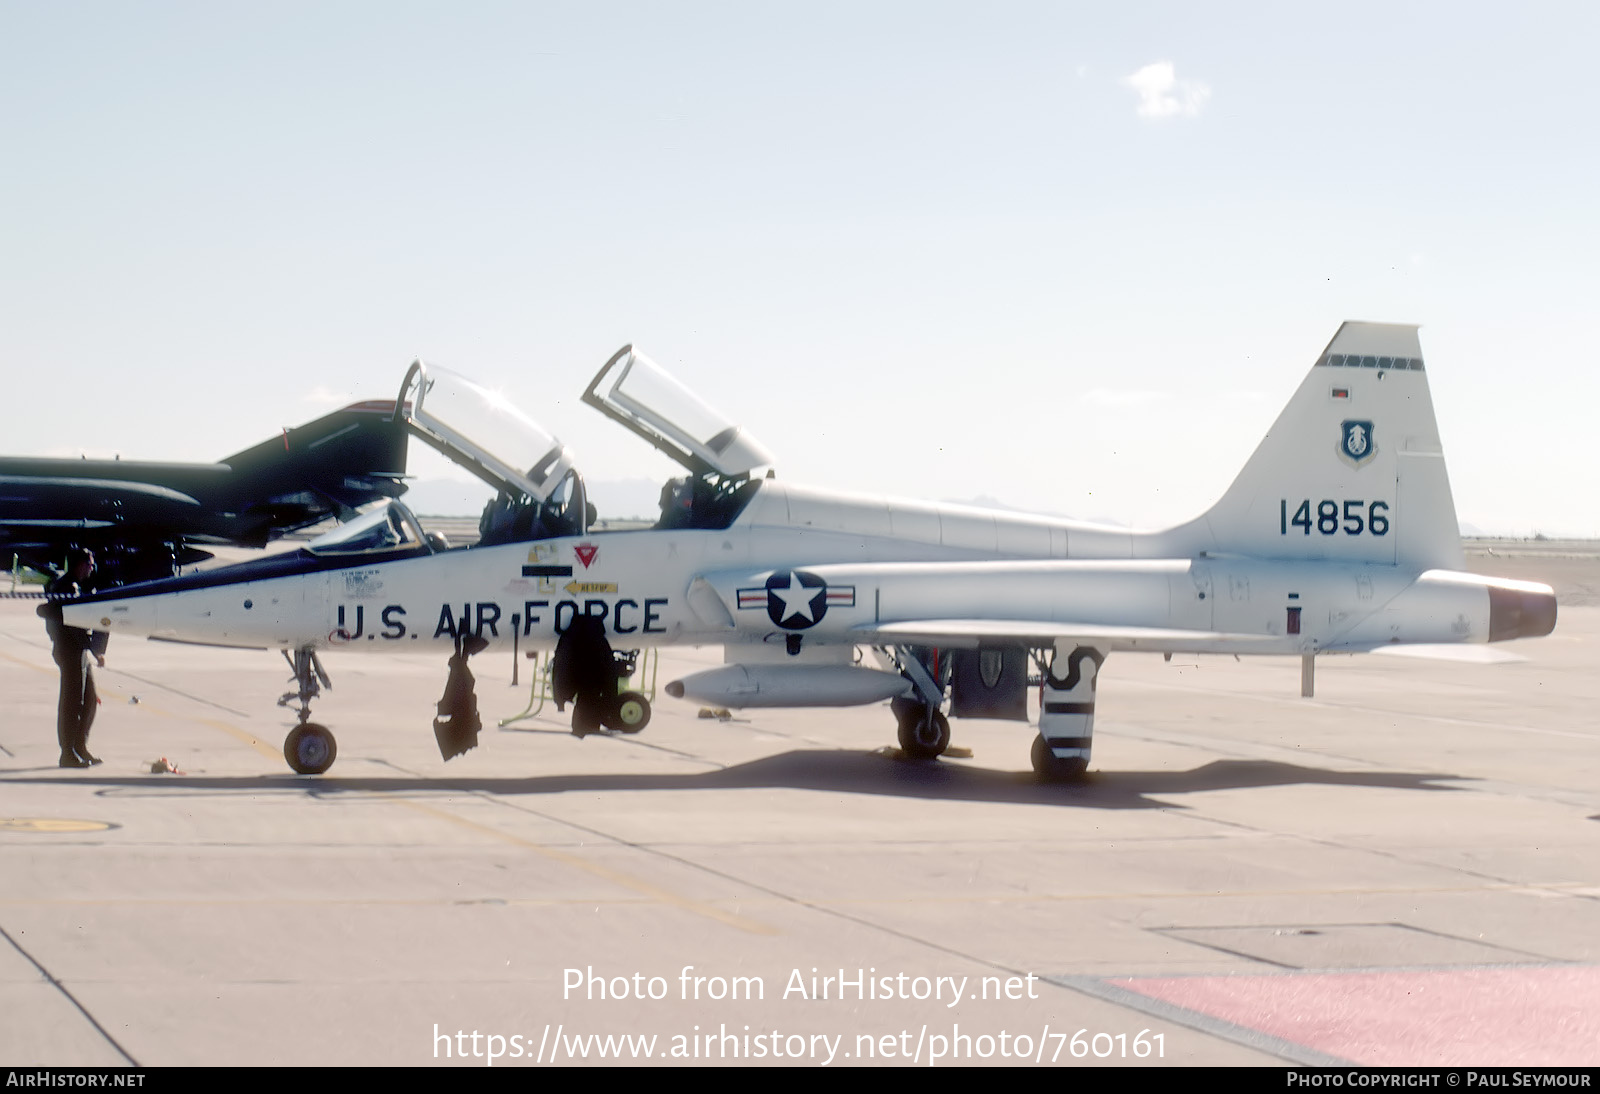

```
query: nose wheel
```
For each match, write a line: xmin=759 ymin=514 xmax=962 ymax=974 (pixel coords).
xmin=284 ymin=722 xmax=338 ymax=775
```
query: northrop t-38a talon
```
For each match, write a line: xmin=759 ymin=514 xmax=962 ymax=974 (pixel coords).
xmin=63 ymin=324 xmax=1557 ymax=777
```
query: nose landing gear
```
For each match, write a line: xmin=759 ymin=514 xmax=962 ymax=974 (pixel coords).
xmin=278 ymin=647 xmax=337 ymax=774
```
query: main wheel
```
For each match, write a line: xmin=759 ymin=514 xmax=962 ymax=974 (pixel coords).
xmin=897 ymin=706 xmax=951 ymax=760
xmin=1031 ymin=734 xmax=1088 ymax=782
xmin=605 ymin=691 xmax=652 ymax=733
xmin=284 ymin=723 xmax=337 ymax=775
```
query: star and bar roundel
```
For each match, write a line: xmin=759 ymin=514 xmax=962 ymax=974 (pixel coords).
xmin=737 ymin=570 xmax=855 ymax=630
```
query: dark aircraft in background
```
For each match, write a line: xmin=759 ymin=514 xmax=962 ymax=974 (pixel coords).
xmin=1 ymin=400 xmax=410 ymax=585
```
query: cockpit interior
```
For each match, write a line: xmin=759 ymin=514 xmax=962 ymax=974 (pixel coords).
xmin=379 ymin=348 xmax=774 ymax=549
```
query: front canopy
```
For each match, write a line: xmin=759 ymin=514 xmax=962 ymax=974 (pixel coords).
xmin=306 ymin=499 xmax=427 ymax=556
xmin=395 ymin=361 xmax=576 ymax=502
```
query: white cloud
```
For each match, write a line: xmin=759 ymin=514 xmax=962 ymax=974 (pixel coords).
xmin=1123 ymin=61 xmax=1211 ymax=119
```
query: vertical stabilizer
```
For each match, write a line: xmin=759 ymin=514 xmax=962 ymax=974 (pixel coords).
xmin=1168 ymin=322 xmax=1464 ymax=571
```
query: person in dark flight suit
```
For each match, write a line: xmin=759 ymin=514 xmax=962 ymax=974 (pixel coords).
xmin=38 ymin=548 xmax=108 ymax=768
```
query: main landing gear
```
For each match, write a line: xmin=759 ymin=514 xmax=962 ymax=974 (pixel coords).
xmin=1030 ymin=643 xmax=1105 ymax=783
xmin=888 ymin=647 xmax=953 ymax=761
xmin=884 ymin=642 xmax=1104 ymax=781
xmin=278 ymin=647 xmax=337 ymax=775
xmin=1030 ymin=734 xmax=1087 ymax=781
xmin=892 ymin=696 xmax=950 ymax=760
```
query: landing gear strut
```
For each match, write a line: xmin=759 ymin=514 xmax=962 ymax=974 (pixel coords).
xmin=278 ymin=646 xmax=337 ymax=775
xmin=889 ymin=646 xmax=952 ymax=760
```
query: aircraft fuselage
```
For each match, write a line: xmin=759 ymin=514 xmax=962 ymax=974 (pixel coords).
xmin=67 ymin=483 xmax=1546 ymax=659
xmin=53 ymin=326 xmax=1562 ymax=778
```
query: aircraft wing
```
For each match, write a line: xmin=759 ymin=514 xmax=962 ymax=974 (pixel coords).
xmin=693 ymin=559 xmax=1284 ymax=656
xmin=854 ymin=619 xmax=1277 ymax=650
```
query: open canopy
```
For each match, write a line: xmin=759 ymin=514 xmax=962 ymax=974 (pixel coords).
xmin=306 ymin=498 xmax=428 ymax=556
xmin=394 ymin=361 xmax=576 ymax=502
xmin=583 ymin=346 xmax=774 ymax=479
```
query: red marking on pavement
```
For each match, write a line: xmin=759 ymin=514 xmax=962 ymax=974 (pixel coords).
xmin=1115 ymin=966 xmax=1600 ymax=1066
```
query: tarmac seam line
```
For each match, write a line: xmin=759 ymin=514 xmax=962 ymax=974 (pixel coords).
xmin=0 ymin=922 xmax=140 ymax=1066
xmin=0 ymin=628 xmax=253 ymax=719
xmin=1164 ymin=806 xmax=1600 ymax=915
xmin=1045 ymin=973 xmax=1350 ymax=1067
xmin=476 ymin=797 xmax=1273 ymax=1059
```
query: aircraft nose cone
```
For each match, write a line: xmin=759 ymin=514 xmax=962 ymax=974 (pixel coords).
xmin=1488 ymin=583 xmax=1558 ymax=641
xmin=664 ymin=680 xmax=685 ymax=698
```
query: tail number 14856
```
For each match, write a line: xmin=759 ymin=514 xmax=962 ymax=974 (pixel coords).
xmin=1281 ymin=499 xmax=1390 ymax=536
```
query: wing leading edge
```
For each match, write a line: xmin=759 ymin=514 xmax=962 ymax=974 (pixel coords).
xmin=855 ymin=619 xmax=1277 ymax=651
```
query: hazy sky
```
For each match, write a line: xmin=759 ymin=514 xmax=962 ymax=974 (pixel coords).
xmin=4 ymin=2 xmax=1597 ymax=534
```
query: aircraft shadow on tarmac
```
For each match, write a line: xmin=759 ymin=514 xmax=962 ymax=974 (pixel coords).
xmin=8 ymin=752 xmax=1468 ymax=811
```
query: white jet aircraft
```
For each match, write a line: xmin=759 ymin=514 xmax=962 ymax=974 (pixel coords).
xmin=63 ymin=324 xmax=1557 ymax=777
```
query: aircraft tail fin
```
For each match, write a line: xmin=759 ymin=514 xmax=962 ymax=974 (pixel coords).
xmin=220 ymin=401 xmax=410 ymax=522
xmin=1172 ymin=322 xmax=1464 ymax=570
